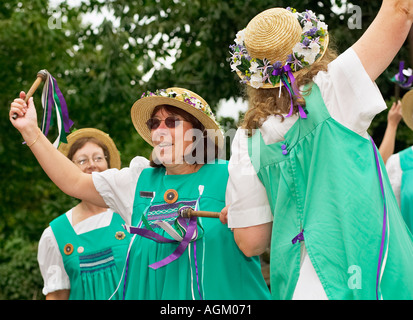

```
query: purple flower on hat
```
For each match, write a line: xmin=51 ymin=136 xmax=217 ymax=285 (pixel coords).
xmin=229 ymin=7 xmax=328 ymax=88
xmin=305 ymin=27 xmax=318 ymax=37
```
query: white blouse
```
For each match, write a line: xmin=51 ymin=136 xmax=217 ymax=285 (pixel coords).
xmin=226 ymin=48 xmax=387 ymax=299
xmin=37 ymin=208 xmax=116 ymax=295
xmin=92 ymin=156 xmax=150 ymax=226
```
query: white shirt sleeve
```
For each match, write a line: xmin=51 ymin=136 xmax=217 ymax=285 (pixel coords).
xmin=227 ymin=128 xmax=273 ymax=228
xmin=313 ymin=47 xmax=387 ymax=138
xmin=92 ymin=156 xmax=150 ymax=226
xmin=37 ymin=227 xmax=70 ymax=296
xmin=386 ymin=153 xmax=402 ymax=207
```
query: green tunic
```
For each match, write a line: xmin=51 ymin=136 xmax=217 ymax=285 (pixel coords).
xmin=123 ymin=160 xmax=271 ymax=300
xmin=50 ymin=212 xmax=131 ymax=300
xmin=248 ymin=83 xmax=413 ymax=300
xmin=400 ymin=147 xmax=413 ymax=232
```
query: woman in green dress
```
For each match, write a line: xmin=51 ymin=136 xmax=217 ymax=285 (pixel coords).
xmin=10 ymin=87 xmax=270 ymax=300
xmin=37 ymin=128 xmax=132 ymax=300
xmin=224 ymin=3 xmax=413 ymax=300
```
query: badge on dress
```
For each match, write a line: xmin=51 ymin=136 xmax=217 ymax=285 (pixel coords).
xmin=64 ymin=243 xmax=74 ymax=255
xmin=115 ymin=231 xmax=126 ymax=240
xmin=164 ymin=189 xmax=178 ymax=203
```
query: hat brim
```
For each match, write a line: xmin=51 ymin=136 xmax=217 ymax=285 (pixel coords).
xmin=401 ymin=90 xmax=413 ymax=131
xmin=58 ymin=128 xmax=121 ymax=169
xmin=131 ymin=89 xmax=224 ymax=148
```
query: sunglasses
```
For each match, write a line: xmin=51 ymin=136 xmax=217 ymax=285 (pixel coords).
xmin=146 ymin=117 xmax=186 ymax=130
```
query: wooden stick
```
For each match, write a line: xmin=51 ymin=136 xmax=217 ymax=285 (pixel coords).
xmin=12 ymin=69 xmax=48 ymax=120
xmin=179 ymin=207 xmax=220 ymax=219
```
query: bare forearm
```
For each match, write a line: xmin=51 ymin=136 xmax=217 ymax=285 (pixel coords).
xmin=379 ymin=124 xmax=398 ymax=163
xmin=353 ymin=0 xmax=413 ymax=81
xmin=233 ymin=222 xmax=272 ymax=257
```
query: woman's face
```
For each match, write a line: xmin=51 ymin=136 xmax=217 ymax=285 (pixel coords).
xmin=150 ymin=108 xmax=195 ymax=166
xmin=71 ymin=142 xmax=109 ymax=174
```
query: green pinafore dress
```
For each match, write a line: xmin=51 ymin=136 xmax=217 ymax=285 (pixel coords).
xmin=248 ymin=83 xmax=413 ymax=300
xmin=400 ymin=147 xmax=413 ymax=232
xmin=50 ymin=211 xmax=131 ymax=299
xmin=123 ymin=160 xmax=271 ymax=300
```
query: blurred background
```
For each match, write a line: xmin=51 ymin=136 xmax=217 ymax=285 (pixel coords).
xmin=1 ymin=0 xmax=412 ymax=299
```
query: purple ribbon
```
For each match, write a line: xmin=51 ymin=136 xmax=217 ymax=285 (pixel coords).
xmin=51 ymin=76 xmax=73 ymax=132
xmin=370 ymin=137 xmax=387 ymax=300
xmin=395 ymin=61 xmax=413 ymax=88
xmin=44 ymin=75 xmax=73 ymax=137
xmin=149 ymin=216 xmax=198 ymax=270
xmin=193 ymin=242 xmax=203 ymax=299
xmin=127 ymin=225 xmax=176 ymax=243
xmin=272 ymin=65 xmax=307 ymax=119
xmin=396 ymin=61 xmax=406 ymax=83
xmin=292 ymin=229 xmax=304 ymax=244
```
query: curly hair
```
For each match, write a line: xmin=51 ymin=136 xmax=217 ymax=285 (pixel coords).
xmin=240 ymin=46 xmax=339 ymax=135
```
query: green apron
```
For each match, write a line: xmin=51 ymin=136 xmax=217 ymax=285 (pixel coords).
xmin=123 ymin=160 xmax=271 ymax=300
xmin=400 ymin=147 xmax=413 ymax=232
xmin=248 ymin=83 xmax=413 ymax=300
xmin=50 ymin=211 xmax=131 ymax=300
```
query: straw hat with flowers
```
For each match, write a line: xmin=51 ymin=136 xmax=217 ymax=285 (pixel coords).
xmin=58 ymin=128 xmax=121 ymax=169
xmin=401 ymin=90 xmax=413 ymax=131
xmin=229 ymin=7 xmax=329 ymax=90
xmin=131 ymin=87 xmax=223 ymax=148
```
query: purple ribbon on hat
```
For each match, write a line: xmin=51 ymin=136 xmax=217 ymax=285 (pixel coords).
xmin=272 ymin=65 xmax=307 ymax=119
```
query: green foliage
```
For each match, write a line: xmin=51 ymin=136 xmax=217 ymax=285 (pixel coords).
xmin=0 ymin=232 xmax=43 ymax=300
xmin=1 ymin=0 xmax=411 ymax=299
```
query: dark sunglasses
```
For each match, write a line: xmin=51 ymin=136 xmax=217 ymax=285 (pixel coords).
xmin=146 ymin=117 xmax=185 ymax=130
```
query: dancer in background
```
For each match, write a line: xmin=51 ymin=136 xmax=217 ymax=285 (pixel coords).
xmin=382 ymin=90 xmax=413 ymax=232
xmin=37 ymin=127 xmax=133 ymax=300
xmin=224 ymin=2 xmax=413 ymax=299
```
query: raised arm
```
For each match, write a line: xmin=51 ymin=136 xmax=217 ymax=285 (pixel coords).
xmin=352 ymin=0 xmax=413 ymax=82
xmin=9 ymin=91 xmax=107 ymax=208
xmin=379 ymin=100 xmax=403 ymax=163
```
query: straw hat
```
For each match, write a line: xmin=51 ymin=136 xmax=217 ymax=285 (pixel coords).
xmin=131 ymin=87 xmax=224 ymax=148
xmin=58 ymin=128 xmax=121 ymax=169
xmin=230 ymin=7 xmax=329 ymax=89
xmin=401 ymin=90 xmax=413 ymax=130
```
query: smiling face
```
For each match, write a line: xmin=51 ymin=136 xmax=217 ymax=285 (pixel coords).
xmin=71 ymin=141 xmax=109 ymax=174
xmin=150 ymin=107 xmax=196 ymax=166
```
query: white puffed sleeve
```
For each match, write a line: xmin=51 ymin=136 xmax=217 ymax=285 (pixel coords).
xmin=37 ymin=227 xmax=70 ymax=295
xmin=92 ymin=156 xmax=150 ymax=226
xmin=314 ymin=47 xmax=387 ymax=138
xmin=226 ymin=128 xmax=273 ymax=228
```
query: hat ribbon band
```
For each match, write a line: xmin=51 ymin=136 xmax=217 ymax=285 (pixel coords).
xmin=273 ymin=65 xmax=307 ymax=119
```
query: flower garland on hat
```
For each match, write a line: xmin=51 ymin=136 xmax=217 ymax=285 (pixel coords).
xmin=140 ymin=89 xmax=222 ymax=130
xmin=229 ymin=7 xmax=328 ymax=89
xmin=229 ymin=8 xmax=328 ymax=119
